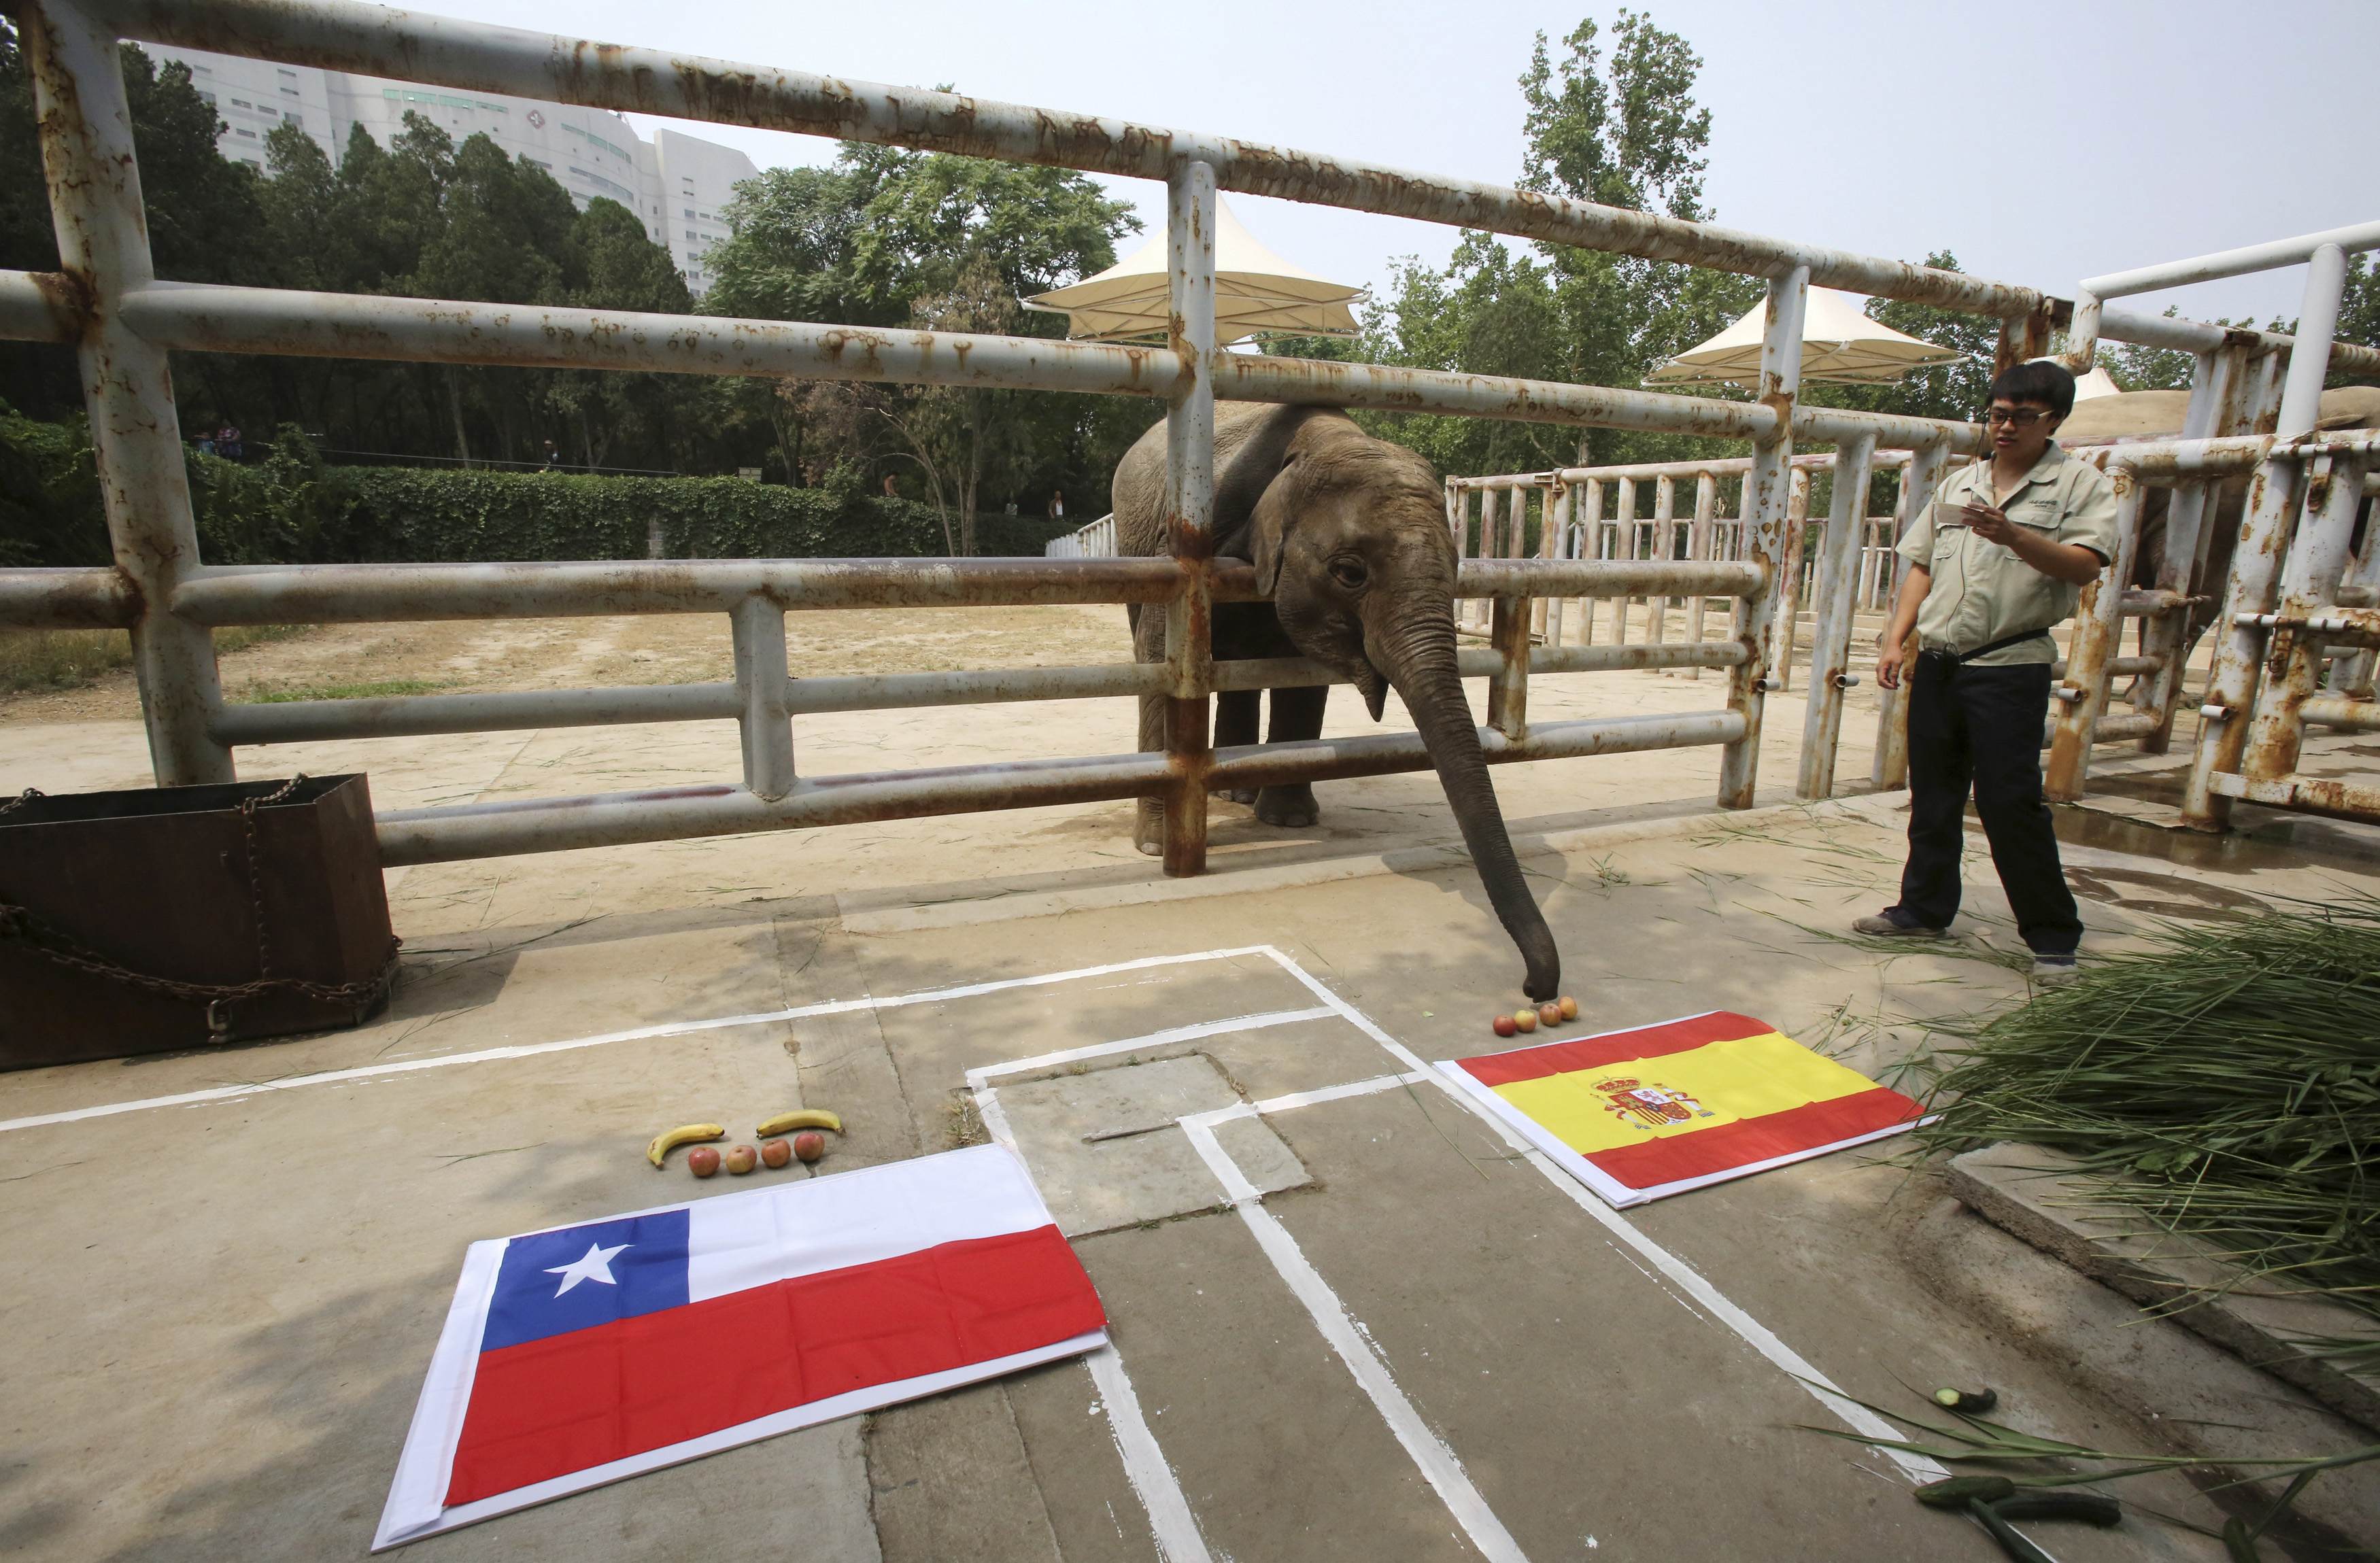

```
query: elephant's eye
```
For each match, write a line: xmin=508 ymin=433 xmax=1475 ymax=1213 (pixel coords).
xmin=1328 ymin=557 xmax=1369 ymax=591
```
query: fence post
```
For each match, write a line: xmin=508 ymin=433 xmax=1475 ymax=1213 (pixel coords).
xmin=26 ymin=0 xmax=232 ymax=785
xmin=1685 ymin=473 xmax=1716 ymax=678
xmin=1769 ymin=468 xmax=1812 ymax=691
xmin=1797 ymin=431 xmax=1877 ymax=799
xmin=2135 ymin=345 xmax=2236 ymax=752
xmin=2184 ymin=245 xmax=2347 ymax=831
xmin=1718 ymin=267 xmax=1807 ymax=810
xmin=1871 ymin=441 xmax=1950 ymax=791
xmin=1161 ymin=158 xmax=1218 ymax=876
xmin=1545 ymin=481 xmax=1571 ymax=647
xmin=2045 ymin=463 xmax=2141 ymax=801
xmin=1578 ymin=479 xmax=1604 ymax=645
xmin=1614 ymin=477 xmax=1637 ymax=646
xmin=1487 ymin=594 xmax=1529 ymax=740
xmin=2241 ymin=451 xmax=2368 ymax=783
xmin=731 ymin=596 xmax=796 ymax=800
xmin=1647 ymin=477 xmax=1676 ymax=648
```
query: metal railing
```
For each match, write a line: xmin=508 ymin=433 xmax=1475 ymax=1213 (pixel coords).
xmin=1044 ymin=513 xmax=1119 ymax=560
xmin=3 ymin=0 xmax=2375 ymax=868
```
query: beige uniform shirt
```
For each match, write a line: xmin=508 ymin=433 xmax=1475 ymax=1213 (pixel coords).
xmin=1894 ymin=443 xmax=2120 ymax=667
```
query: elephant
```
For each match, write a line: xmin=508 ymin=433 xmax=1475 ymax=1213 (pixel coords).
xmin=2058 ymin=385 xmax=2380 ymax=679
xmin=1111 ymin=402 xmax=1561 ymax=1001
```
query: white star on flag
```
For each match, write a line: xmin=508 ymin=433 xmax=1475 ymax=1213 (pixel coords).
xmin=544 ymin=1241 xmax=629 ymax=1297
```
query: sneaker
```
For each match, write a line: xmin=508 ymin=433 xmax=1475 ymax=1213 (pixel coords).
xmin=1852 ymin=909 xmax=1945 ymax=938
xmin=2030 ymin=953 xmax=2080 ymax=986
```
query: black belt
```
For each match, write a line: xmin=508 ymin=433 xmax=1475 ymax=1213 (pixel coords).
xmin=1920 ymin=628 xmax=2051 ymax=664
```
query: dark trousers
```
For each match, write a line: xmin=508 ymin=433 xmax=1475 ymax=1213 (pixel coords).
xmin=1894 ymin=653 xmax=2081 ymax=955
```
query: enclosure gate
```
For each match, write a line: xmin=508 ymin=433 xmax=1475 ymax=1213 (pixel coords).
xmin=1 ymin=0 xmax=2373 ymax=868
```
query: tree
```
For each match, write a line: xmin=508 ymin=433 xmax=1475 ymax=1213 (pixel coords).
xmin=1273 ymin=12 xmax=1759 ymax=480
xmin=0 ymin=30 xmax=270 ymax=417
xmin=705 ymin=141 xmax=1152 ymax=540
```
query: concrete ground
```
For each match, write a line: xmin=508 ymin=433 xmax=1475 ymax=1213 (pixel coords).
xmin=4 ymin=606 xmax=2377 ymax=1561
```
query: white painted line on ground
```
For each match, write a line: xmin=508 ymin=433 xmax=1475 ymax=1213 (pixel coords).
xmin=1084 ymin=1345 xmax=1216 ymax=1563
xmin=964 ymin=1007 xmax=1336 ymax=1090
xmin=0 ymin=944 xmax=1280 ymax=1135
xmin=968 ymin=1054 xmax=1213 ymax=1563
xmin=1244 ymin=945 xmax=1950 ymax=1485
xmin=1180 ymin=1108 xmax=1531 ymax=1563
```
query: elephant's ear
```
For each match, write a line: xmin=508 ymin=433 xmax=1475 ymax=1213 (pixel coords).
xmin=1248 ymin=455 xmax=1309 ymax=597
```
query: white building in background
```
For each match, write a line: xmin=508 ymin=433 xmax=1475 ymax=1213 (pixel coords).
xmin=148 ymin=46 xmax=760 ymax=293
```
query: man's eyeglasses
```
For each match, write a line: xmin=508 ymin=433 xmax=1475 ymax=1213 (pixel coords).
xmin=1983 ymin=406 xmax=2054 ymax=428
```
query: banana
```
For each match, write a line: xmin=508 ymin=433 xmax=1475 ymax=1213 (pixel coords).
xmin=645 ymin=1122 xmax=726 ymax=1168
xmin=754 ymin=1107 xmax=843 ymax=1138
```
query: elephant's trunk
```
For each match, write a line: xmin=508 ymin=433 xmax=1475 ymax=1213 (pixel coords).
xmin=1372 ymin=601 xmax=1561 ymax=1001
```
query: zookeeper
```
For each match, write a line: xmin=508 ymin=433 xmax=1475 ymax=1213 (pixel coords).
xmin=1854 ymin=359 xmax=2118 ymax=984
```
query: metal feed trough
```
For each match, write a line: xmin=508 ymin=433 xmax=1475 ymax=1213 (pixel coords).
xmin=1 ymin=1 xmax=2376 ymax=872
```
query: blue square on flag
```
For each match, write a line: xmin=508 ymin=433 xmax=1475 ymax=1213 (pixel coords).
xmin=481 ymin=1209 xmax=690 ymax=1350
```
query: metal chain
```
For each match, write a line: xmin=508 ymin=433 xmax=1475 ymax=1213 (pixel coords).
xmin=0 ymin=774 xmax=400 ymax=1040
xmin=0 ymin=787 xmax=42 ymax=819
xmin=241 ymin=773 xmax=309 ymax=981
xmin=0 ymin=899 xmax=399 ymax=1015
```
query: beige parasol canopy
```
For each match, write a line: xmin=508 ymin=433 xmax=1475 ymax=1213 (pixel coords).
xmin=1024 ymin=196 xmax=1362 ymax=345
xmin=1646 ymin=286 xmax=1968 ymax=388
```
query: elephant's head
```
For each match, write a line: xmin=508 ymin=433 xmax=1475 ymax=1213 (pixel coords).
xmin=1248 ymin=422 xmax=1561 ymax=1000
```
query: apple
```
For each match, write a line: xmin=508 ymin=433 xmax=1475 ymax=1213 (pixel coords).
xmin=687 ymin=1146 xmax=721 ymax=1178
xmin=1558 ymin=995 xmax=1579 ymax=1021
xmin=724 ymin=1144 xmax=759 ymax=1175
xmin=792 ymin=1131 xmax=828 ymax=1163
xmin=1538 ymin=1002 xmax=1563 ymax=1028
xmin=760 ymin=1138 xmax=793 ymax=1169
xmin=1492 ymin=1014 xmax=1518 ymax=1038
xmin=1513 ymin=1009 xmax=1538 ymax=1033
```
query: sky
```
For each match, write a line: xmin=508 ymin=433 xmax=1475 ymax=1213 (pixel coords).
xmin=469 ymin=0 xmax=2373 ymax=331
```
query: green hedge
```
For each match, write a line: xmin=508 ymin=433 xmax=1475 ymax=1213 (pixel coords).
xmin=0 ymin=412 xmax=1076 ymax=568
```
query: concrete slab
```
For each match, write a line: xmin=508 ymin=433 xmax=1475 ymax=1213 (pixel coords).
xmin=1948 ymin=1144 xmax=2380 ymax=1433
xmin=1899 ymin=1188 xmax=2380 ymax=1550
xmin=998 ymin=1054 xmax=1309 ymax=1237
xmin=10 ymin=655 xmax=2379 ymax=1561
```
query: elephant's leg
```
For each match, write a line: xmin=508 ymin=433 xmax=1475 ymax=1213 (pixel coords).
xmin=1212 ymin=690 xmax=1261 ymax=804
xmin=1255 ymin=684 xmax=1327 ymax=828
xmin=1129 ymin=601 xmax=1169 ymax=856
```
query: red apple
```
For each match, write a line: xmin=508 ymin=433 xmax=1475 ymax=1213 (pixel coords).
xmin=724 ymin=1144 xmax=759 ymax=1175
xmin=1558 ymin=995 xmax=1579 ymax=1021
xmin=760 ymin=1138 xmax=793 ymax=1169
xmin=687 ymin=1146 xmax=721 ymax=1178
xmin=792 ymin=1130 xmax=828 ymax=1164
xmin=1492 ymin=1014 xmax=1518 ymax=1038
xmin=1538 ymin=1002 xmax=1563 ymax=1028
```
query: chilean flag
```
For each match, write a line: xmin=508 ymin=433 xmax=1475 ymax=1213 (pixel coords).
xmin=374 ymin=1145 xmax=1105 ymax=1549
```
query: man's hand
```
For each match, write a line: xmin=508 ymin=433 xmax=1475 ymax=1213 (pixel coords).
xmin=1961 ymin=501 xmax=2105 ymax=585
xmin=1877 ymin=636 xmax=1907 ymax=691
xmin=1962 ymin=502 xmax=2019 ymax=547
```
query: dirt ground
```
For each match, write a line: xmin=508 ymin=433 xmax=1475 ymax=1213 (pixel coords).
xmin=0 ymin=604 xmax=1137 ymax=723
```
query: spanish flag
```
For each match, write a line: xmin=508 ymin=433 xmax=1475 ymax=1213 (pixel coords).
xmin=1438 ymin=1011 xmax=1928 ymax=1208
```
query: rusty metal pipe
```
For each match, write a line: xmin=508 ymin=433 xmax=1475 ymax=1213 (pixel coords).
xmin=2302 ymin=698 xmax=2380 ymax=734
xmin=0 ymin=566 xmax=140 ymax=629
xmin=1871 ymin=441 xmax=1950 ymax=791
xmin=170 ymin=557 xmax=1195 ymax=623
xmin=371 ymin=709 xmax=1747 ymax=865
xmin=1798 ymin=431 xmax=1876 ymax=799
xmin=1718 ymin=269 xmax=1806 ymax=809
xmin=24 ymin=1 xmax=232 ymax=785
xmin=97 ymin=0 xmax=2047 ymax=317
xmin=110 ymin=279 xmax=1183 ymax=395
xmin=1458 ymin=558 xmax=1760 ymax=600
xmin=2045 ymin=470 xmax=2146 ymax=800
xmin=0 ymin=267 xmax=79 ymax=343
